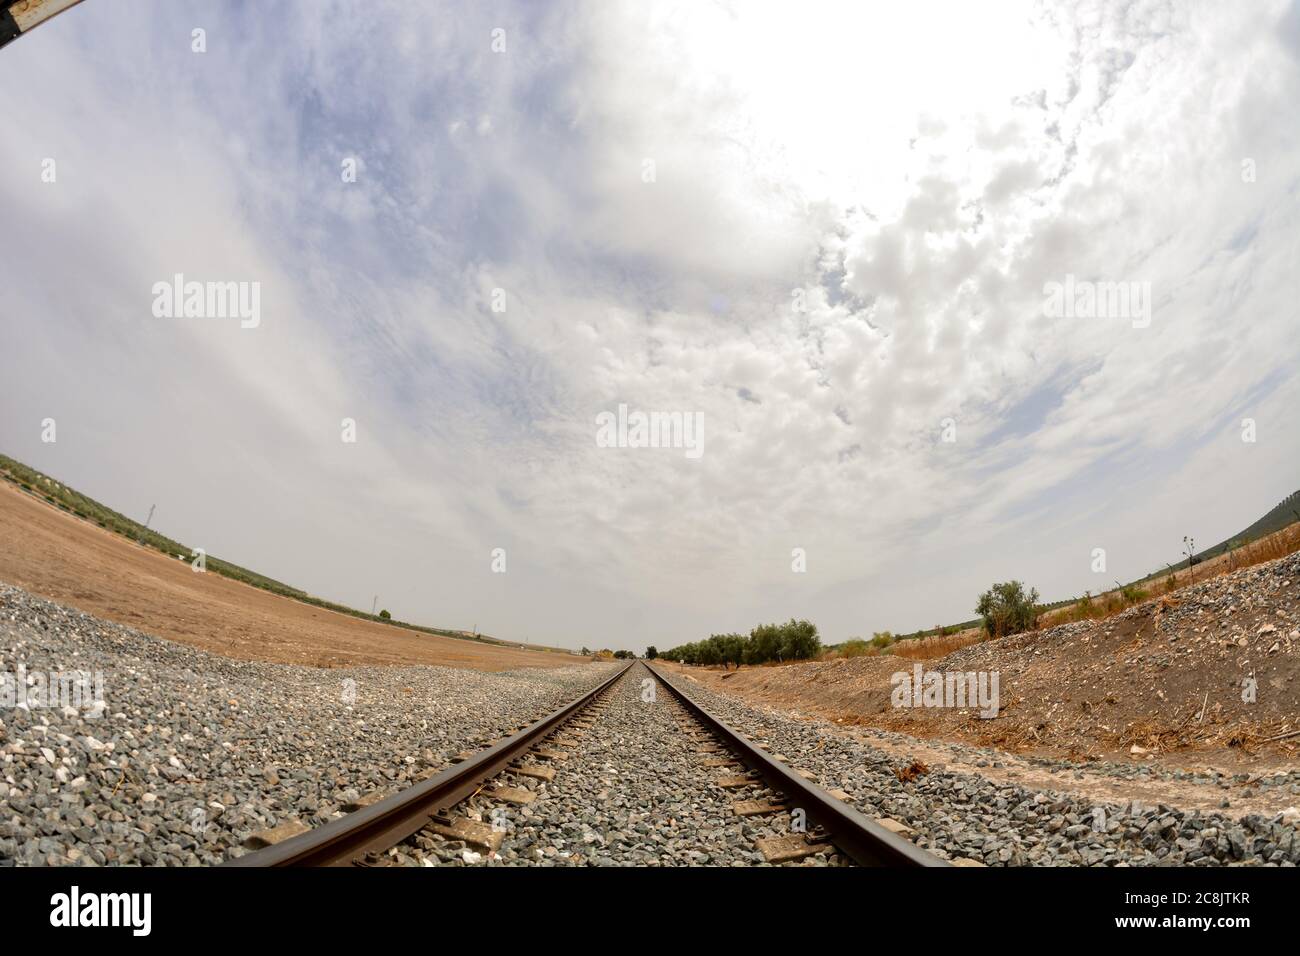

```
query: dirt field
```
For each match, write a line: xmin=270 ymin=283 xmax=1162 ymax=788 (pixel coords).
xmin=0 ymin=481 xmax=585 ymax=671
xmin=659 ymin=658 xmax=1298 ymax=816
xmin=661 ymin=549 xmax=1300 ymax=774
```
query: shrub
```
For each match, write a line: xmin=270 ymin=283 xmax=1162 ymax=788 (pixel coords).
xmin=1116 ymin=581 xmax=1148 ymax=604
xmin=835 ymin=639 xmax=873 ymax=658
xmin=379 ymin=609 xmax=391 ymax=620
xmin=1070 ymin=590 xmax=1096 ymax=622
xmin=975 ymin=581 xmax=1040 ymax=638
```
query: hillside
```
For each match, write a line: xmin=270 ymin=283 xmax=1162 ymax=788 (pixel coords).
xmin=672 ymin=547 xmax=1300 ymax=770
xmin=885 ymin=486 xmax=1300 ymax=644
xmin=0 ymin=452 xmax=572 ymax=658
xmin=0 ymin=477 xmax=582 ymax=669
xmin=1187 ymin=489 xmax=1300 ymax=566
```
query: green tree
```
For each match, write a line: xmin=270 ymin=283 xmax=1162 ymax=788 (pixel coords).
xmin=697 ymin=637 xmax=722 ymax=666
xmin=779 ymin=619 xmax=822 ymax=660
xmin=720 ymin=633 xmax=747 ymax=668
xmin=748 ymin=623 xmax=783 ymax=663
xmin=658 ymin=620 xmax=823 ymax=667
xmin=645 ymin=646 xmax=658 ymax=659
xmin=378 ymin=609 xmax=391 ymax=620
xmin=975 ymin=581 xmax=1040 ymax=638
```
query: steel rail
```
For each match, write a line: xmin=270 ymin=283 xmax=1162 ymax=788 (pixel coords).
xmin=225 ymin=662 xmax=633 ymax=867
xmin=645 ymin=662 xmax=949 ymax=867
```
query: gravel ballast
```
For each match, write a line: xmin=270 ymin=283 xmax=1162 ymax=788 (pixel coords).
xmin=396 ymin=661 xmax=845 ymax=866
xmin=651 ymin=666 xmax=1300 ymax=866
xmin=3 ymin=579 xmax=1296 ymax=867
xmin=0 ymin=582 xmax=616 ymax=866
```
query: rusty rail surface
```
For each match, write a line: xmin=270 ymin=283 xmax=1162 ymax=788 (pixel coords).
xmin=645 ymin=662 xmax=948 ymax=867
xmin=1 ymin=0 xmax=86 ymax=51
xmin=226 ymin=662 xmax=632 ymax=867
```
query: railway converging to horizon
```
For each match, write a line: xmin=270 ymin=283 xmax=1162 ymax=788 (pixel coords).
xmin=0 ymin=1 xmax=1293 ymax=941
xmin=228 ymin=661 xmax=945 ymax=867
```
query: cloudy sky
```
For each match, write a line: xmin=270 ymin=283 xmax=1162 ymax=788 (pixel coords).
xmin=2 ymin=0 xmax=1297 ymax=651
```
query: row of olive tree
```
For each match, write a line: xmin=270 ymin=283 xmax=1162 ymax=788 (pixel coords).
xmin=659 ymin=619 xmax=821 ymax=668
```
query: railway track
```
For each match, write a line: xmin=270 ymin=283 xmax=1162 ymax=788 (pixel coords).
xmin=228 ymin=661 xmax=946 ymax=867
xmin=225 ymin=663 xmax=632 ymax=866
xmin=645 ymin=663 xmax=946 ymax=866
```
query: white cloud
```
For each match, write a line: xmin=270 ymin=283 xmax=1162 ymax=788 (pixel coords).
xmin=1 ymin=0 xmax=1297 ymax=648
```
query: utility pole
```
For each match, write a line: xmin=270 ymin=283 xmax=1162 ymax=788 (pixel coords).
xmin=371 ymin=595 xmax=378 ymax=616
xmin=138 ymin=504 xmax=156 ymax=546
